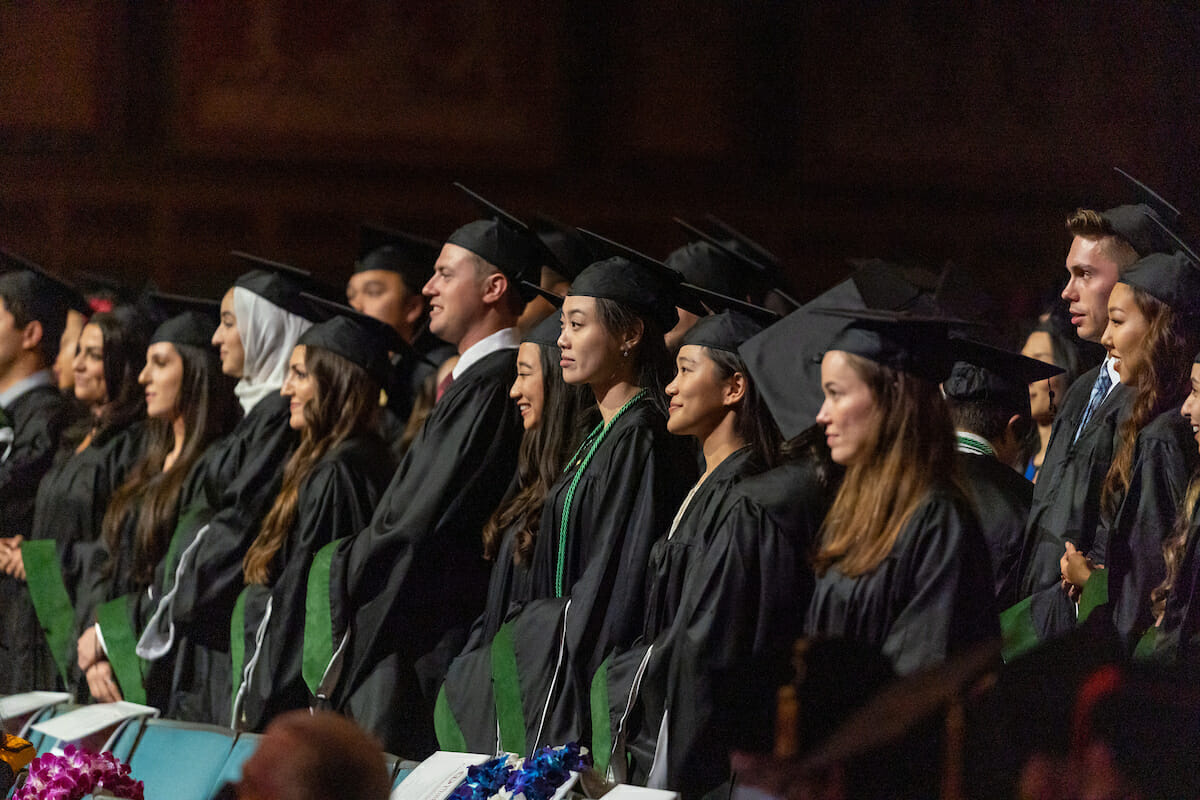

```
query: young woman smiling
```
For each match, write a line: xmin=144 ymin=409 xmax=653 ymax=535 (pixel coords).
xmin=1060 ymin=252 xmax=1200 ymax=647
xmin=435 ymin=312 xmax=594 ymax=753
xmin=598 ymin=311 xmax=795 ymax=794
xmin=3 ymin=305 xmax=153 ymax=693
xmin=1144 ymin=349 xmax=1200 ymax=669
xmin=76 ymin=311 xmax=238 ymax=704
xmin=804 ymin=310 xmax=997 ymax=675
xmin=232 ymin=314 xmax=394 ymax=732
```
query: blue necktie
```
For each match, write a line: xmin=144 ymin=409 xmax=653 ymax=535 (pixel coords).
xmin=1074 ymin=368 xmax=1112 ymax=443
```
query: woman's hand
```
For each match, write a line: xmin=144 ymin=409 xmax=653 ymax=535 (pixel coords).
xmin=77 ymin=625 xmax=103 ymax=672
xmin=1060 ymin=542 xmax=1098 ymax=600
xmin=85 ymin=661 xmax=123 ymax=703
xmin=0 ymin=536 xmax=23 ymax=579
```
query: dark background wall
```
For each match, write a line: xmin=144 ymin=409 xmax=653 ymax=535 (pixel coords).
xmin=3 ymin=2 xmax=1198 ymax=336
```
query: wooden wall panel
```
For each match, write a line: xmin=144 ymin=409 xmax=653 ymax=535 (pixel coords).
xmin=169 ymin=1 xmax=566 ymax=166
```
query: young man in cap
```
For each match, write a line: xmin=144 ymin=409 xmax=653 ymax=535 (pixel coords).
xmin=1015 ymin=204 xmax=1170 ymax=636
xmin=0 ymin=257 xmax=80 ymax=692
xmin=308 ymin=209 xmax=533 ymax=756
xmin=943 ymin=341 xmax=1063 ymax=609
xmin=347 ymin=226 xmax=456 ymax=456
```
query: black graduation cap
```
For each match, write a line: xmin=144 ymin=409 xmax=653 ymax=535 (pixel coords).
xmin=531 ymin=215 xmax=592 ymax=281
xmin=1119 ymin=250 xmax=1200 ymax=320
xmin=522 ymin=310 xmax=562 ymax=349
xmin=664 ymin=240 xmax=740 ymax=298
xmin=150 ymin=311 xmax=219 ymax=349
xmin=577 ymin=229 xmax=780 ymax=327
xmin=679 ymin=310 xmax=765 ymax=354
xmin=0 ymin=247 xmax=91 ymax=317
xmin=231 ymin=252 xmax=337 ymax=323
xmin=448 ymin=183 xmax=563 ymax=302
xmin=701 ymin=214 xmax=801 ymax=307
xmin=1114 ymin=168 xmax=1183 ymax=230
xmin=944 ymin=338 xmax=1065 ymax=416
xmin=815 ymin=307 xmax=961 ymax=384
xmin=1099 ymin=204 xmax=1175 ymax=259
xmin=355 ymin=223 xmax=441 ymax=291
xmin=673 ymin=217 xmax=776 ymax=299
xmin=296 ymin=293 xmax=408 ymax=387
xmin=148 ymin=290 xmax=220 ymax=319
xmin=703 ymin=214 xmax=782 ymax=271
xmin=738 ymin=261 xmax=940 ymax=440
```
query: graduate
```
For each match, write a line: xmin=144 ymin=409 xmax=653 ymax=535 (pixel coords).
xmin=75 ymin=310 xmax=238 ymax=705
xmin=804 ymin=309 xmax=999 ymax=674
xmin=516 ymin=245 xmax=699 ymax=748
xmin=135 ymin=258 xmax=326 ymax=723
xmin=4 ymin=305 xmax=152 ymax=693
xmin=1020 ymin=312 xmax=1097 ymax=481
xmin=943 ymin=340 xmax=1063 ymax=608
xmin=1145 ymin=347 xmax=1200 ymax=670
xmin=304 ymin=197 xmax=534 ymax=756
xmin=594 ymin=311 xmax=797 ymax=796
xmin=434 ymin=311 xmax=594 ymax=754
xmin=231 ymin=312 xmax=395 ymax=732
xmin=346 ymin=224 xmax=451 ymax=458
xmin=0 ymin=252 xmax=86 ymax=693
xmin=1060 ymin=251 xmax=1200 ymax=647
xmin=1018 ymin=205 xmax=1172 ymax=635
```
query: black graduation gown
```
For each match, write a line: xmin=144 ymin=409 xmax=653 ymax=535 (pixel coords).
xmin=0 ymin=382 xmax=73 ymax=692
xmin=620 ymin=453 xmax=835 ymax=798
xmin=0 ymin=382 xmax=73 ymax=540
xmin=1019 ymin=367 xmax=1130 ymax=595
xmin=1152 ymin=507 xmax=1200 ymax=673
xmin=234 ymin=434 xmax=392 ymax=732
xmin=434 ymin=516 xmax=535 ymax=755
xmin=1088 ymin=408 xmax=1197 ymax=648
xmin=148 ymin=392 xmax=297 ymax=723
xmin=525 ymin=399 xmax=698 ymax=748
xmin=318 ymin=348 xmax=522 ymax=757
xmin=8 ymin=422 xmax=147 ymax=693
xmin=956 ymin=451 xmax=1033 ymax=609
xmin=805 ymin=485 xmax=999 ymax=676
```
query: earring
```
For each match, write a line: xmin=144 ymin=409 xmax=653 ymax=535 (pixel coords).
xmin=622 ymin=349 xmax=629 ymax=358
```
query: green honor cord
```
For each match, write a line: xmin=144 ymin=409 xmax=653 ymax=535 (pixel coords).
xmin=555 ymin=389 xmax=647 ymax=598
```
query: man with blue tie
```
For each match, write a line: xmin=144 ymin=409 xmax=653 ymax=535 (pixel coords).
xmin=1016 ymin=203 xmax=1174 ymax=638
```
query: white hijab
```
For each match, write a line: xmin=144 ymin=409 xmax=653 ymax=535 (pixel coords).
xmin=231 ymin=286 xmax=312 ymax=416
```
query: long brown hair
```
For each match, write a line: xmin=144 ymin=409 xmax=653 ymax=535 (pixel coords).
xmin=1152 ymin=473 xmax=1200 ymax=621
xmin=1101 ymin=288 xmax=1199 ymax=514
xmin=812 ymin=353 xmax=958 ymax=578
xmin=481 ymin=341 xmax=594 ymax=564
xmin=102 ymin=343 xmax=238 ymax=587
xmin=243 ymin=346 xmax=381 ymax=585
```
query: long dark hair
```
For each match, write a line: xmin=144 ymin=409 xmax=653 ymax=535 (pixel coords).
xmin=594 ymin=298 xmax=673 ymax=416
xmin=60 ymin=305 xmax=152 ymax=451
xmin=704 ymin=346 xmax=782 ymax=469
xmin=1101 ymin=288 xmax=1200 ymax=514
xmin=102 ymin=343 xmax=238 ymax=586
xmin=481 ymin=343 xmax=594 ymax=564
xmin=243 ymin=346 xmax=381 ymax=585
xmin=92 ymin=306 xmax=153 ymax=437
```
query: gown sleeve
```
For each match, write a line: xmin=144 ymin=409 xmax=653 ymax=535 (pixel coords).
xmin=1103 ymin=414 xmax=1198 ymax=647
xmin=319 ymin=351 xmax=522 ymax=756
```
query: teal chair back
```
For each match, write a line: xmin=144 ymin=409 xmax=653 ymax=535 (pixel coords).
xmin=206 ymin=731 xmax=262 ymax=797
xmin=123 ymin=719 xmax=234 ymax=800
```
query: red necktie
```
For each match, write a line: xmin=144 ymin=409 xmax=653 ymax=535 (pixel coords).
xmin=436 ymin=372 xmax=454 ymax=402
